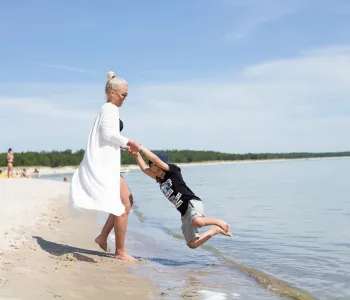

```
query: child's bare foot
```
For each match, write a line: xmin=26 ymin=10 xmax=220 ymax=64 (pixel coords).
xmin=115 ymin=252 xmax=138 ymax=262
xmin=216 ymin=226 xmax=233 ymax=237
xmin=216 ymin=220 xmax=230 ymax=232
xmin=95 ymin=236 xmax=110 ymax=252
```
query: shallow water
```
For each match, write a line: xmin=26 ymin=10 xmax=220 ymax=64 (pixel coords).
xmin=42 ymin=158 xmax=350 ymax=299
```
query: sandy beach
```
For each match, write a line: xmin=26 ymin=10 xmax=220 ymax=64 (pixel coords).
xmin=0 ymin=179 xmax=154 ymax=299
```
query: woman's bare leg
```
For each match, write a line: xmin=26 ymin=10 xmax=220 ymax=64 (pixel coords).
xmin=114 ymin=176 xmax=135 ymax=261
xmin=95 ymin=176 xmax=135 ymax=261
xmin=95 ymin=213 xmax=114 ymax=252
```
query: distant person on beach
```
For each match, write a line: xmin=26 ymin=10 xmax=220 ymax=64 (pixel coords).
xmin=131 ymin=146 xmax=232 ymax=249
xmin=63 ymin=177 xmax=68 ymax=182
xmin=32 ymin=168 xmax=39 ymax=177
xmin=21 ymin=169 xmax=30 ymax=178
xmin=70 ymin=71 xmax=140 ymax=261
xmin=7 ymin=148 xmax=14 ymax=178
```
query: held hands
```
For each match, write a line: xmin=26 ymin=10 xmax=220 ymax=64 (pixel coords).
xmin=126 ymin=140 xmax=142 ymax=156
xmin=127 ymin=147 xmax=139 ymax=157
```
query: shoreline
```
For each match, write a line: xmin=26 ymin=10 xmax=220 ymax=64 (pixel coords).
xmin=0 ymin=179 xmax=155 ymax=299
xmin=126 ymin=155 xmax=350 ymax=169
xmin=1 ymin=155 xmax=349 ymax=176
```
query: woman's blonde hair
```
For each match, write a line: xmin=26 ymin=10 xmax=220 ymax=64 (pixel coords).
xmin=105 ymin=71 xmax=128 ymax=94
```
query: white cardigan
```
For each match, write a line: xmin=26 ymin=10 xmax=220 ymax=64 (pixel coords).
xmin=69 ymin=102 xmax=129 ymax=216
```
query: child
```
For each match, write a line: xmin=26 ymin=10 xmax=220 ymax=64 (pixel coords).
xmin=132 ymin=146 xmax=232 ymax=249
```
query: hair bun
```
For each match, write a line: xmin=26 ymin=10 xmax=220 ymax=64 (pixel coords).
xmin=106 ymin=71 xmax=116 ymax=80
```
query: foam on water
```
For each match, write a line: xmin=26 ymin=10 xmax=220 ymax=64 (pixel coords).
xmin=198 ymin=290 xmax=229 ymax=300
xmin=196 ymin=290 xmax=241 ymax=300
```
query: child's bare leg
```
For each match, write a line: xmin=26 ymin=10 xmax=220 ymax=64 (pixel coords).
xmin=187 ymin=226 xmax=232 ymax=249
xmin=192 ymin=216 xmax=230 ymax=232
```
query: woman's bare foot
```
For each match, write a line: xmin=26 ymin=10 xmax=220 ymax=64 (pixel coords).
xmin=216 ymin=226 xmax=233 ymax=237
xmin=216 ymin=220 xmax=230 ymax=232
xmin=95 ymin=236 xmax=110 ymax=252
xmin=115 ymin=252 xmax=138 ymax=262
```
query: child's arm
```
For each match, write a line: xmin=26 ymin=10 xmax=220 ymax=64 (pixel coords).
xmin=134 ymin=152 xmax=156 ymax=179
xmin=139 ymin=146 xmax=170 ymax=171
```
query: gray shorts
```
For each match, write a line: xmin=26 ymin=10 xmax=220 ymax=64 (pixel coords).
xmin=181 ymin=200 xmax=204 ymax=244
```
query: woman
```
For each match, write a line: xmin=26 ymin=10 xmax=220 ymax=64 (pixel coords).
xmin=7 ymin=148 xmax=14 ymax=178
xmin=70 ymin=71 xmax=139 ymax=261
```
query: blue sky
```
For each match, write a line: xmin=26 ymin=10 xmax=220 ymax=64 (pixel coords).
xmin=1 ymin=0 xmax=350 ymax=153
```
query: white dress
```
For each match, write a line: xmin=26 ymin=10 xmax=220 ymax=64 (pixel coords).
xmin=69 ymin=102 xmax=129 ymax=216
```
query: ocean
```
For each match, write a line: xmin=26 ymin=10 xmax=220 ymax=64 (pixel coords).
xmin=41 ymin=158 xmax=350 ymax=300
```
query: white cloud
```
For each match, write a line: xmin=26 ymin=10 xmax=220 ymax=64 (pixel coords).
xmin=38 ymin=62 xmax=92 ymax=73
xmin=125 ymin=44 xmax=350 ymax=153
xmin=0 ymin=95 xmax=97 ymax=152
xmin=1 ymin=44 xmax=350 ymax=153
xmin=223 ymin=0 xmax=306 ymax=41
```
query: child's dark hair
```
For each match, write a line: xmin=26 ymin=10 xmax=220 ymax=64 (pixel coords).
xmin=148 ymin=153 xmax=169 ymax=167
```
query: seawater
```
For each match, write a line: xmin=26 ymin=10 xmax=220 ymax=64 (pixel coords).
xmin=41 ymin=158 xmax=350 ymax=300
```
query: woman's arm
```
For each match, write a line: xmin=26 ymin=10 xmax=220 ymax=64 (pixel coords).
xmin=100 ymin=105 xmax=139 ymax=149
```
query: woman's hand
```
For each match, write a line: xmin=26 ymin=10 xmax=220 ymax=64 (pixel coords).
xmin=127 ymin=140 xmax=142 ymax=155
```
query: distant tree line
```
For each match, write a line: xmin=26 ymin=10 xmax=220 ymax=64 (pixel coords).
xmin=0 ymin=149 xmax=349 ymax=168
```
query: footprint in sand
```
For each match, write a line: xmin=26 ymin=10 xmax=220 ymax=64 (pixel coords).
xmin=0 ymin=277 xmax=9 ymax=286
xmin=28 ymin=245 xmax=37 ymax=251
xmin=73 ymin=253 xmax=97 ymax=263
xmin=48 ymin=254 xmax=75 ymax=262
xmin=46 ymin=291 xmax=62 ymax=298
xmin=50 ymin=253 xmax=97 ymax=264
xmin=60 ymin=254 xmax=77 ymax=262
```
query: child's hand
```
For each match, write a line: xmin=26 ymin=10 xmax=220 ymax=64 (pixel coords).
xmin=131 ymin=152 xmax=140 ymax=157
xmin=126 ymin=146 xmax=139 ymax=157
xmin=127 ymin=140 xmax=141 ymax=153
